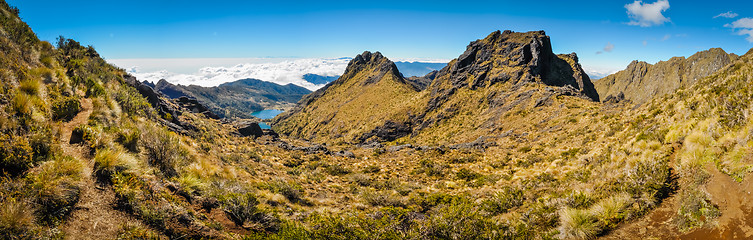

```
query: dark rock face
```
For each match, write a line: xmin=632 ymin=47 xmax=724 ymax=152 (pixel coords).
xmin=124 ymin=75 xmax=182 ymax=125
xmin=175 ymin=96 xmax=220 ymax=119
xmin=237 ymin=122 xmax=263 ymax=138
xmin=69 ymin=128 xmax=84 ymax=144
xmin=406 ymin=70 xmax=438 ymax=90
xmin=358 ymin=121 xmax=412 ymax=143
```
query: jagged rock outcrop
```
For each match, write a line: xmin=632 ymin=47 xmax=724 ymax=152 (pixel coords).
xmin=175 ymin=96 xmax=220 ymax=119
xmin=594 ymin=48 xmax=736 ymax=104
xmin=123 ymin=75 xmax=219 ymax=132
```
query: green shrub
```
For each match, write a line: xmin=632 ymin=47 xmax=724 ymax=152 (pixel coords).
xmin=51 ymin=95 xmax=81 ymax=121
xmin=675 ymin=189 xmax=720 ymax=232
xmin=0 ymin=134 xmax=34 ymax=176
xmin=422 ymin=201 xmax=492 ymax=239
xmin=84 ymin=77 xmax=105 ymax=97
xmin=361 ymin=190 xmax=404 ymax=208
xmin=410 ymin=193 xmax=463 ymax=213
xmin=455 ymin=168 xmax=481 ymax=181
xmin=324 ymin=164 xmax=351 ymax=176
xmin=482 ymin=186 xmax=525 ymax=214
xmin=268 ymin=180 xmax=304 ymax=203
xmin=115 ymin=125 xmax=140 ymax=152
xmin=115 ymin=85 xmax=153 ymax=116
xmin=414 ymin=159 xmax=447 ymax=177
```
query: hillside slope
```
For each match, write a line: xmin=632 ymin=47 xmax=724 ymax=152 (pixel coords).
xmin=274 ymin=51 xmax=424 ymax=142
xmin=594 ymin=48 xmax=736 ymax=104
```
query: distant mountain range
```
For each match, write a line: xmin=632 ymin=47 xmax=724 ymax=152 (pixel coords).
xmin=394 ymin=61 xmax=447 ymax=77
xmin=150 ymin=78 xmax=311 ymax=119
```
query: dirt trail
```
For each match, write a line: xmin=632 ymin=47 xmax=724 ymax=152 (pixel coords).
xmin=59 ymin=99 xmax=140 ymax=239
xmin=605 ymin=163 xmax=753 ymax=239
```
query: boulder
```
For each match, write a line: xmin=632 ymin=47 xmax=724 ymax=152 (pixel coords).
xmin=237 ymin=122 xmax=263 ymax=138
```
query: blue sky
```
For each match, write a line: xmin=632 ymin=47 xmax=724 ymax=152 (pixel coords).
xmin=8 ymin=0 xmax=753 ymax=77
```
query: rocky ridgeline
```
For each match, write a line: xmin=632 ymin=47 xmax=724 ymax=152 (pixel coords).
xmin=595 ymin=48 xmax=736 ymax=104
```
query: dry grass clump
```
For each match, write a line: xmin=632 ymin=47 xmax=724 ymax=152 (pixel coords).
xmin=25 ymin=155 xmax=83 ymax=225
xmin=0 ymin=197 xmax=36 ymax=239
xmin=140 ymin=124 xmax=186 ymax=177
xmin=557 ymin=193 xmax=631 ymax=240
xmin=93 ymin=147 xmax=138 ymax=184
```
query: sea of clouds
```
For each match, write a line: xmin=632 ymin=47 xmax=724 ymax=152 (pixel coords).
xmin=109 ymin=58 xmax=352 ymax=91
xmin=109 ymin=57 xmax=612 ymax=89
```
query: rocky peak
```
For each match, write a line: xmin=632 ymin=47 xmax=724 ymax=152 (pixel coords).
xmin=340 ymin=51 xmax=404 ymax=86
xmin=430 ymin=30 xmax=599 ymax=106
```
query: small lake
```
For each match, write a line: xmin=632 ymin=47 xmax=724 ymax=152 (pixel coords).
xmin=251 ymin=109 xmax=283 ymax=129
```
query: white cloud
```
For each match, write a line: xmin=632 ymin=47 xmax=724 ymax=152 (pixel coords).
xmin=111 ymin=58 xmax=351 ymax=91
xmin=584 ymin=67 xmax=619 ymax=79
xmin=596 ymin=42 xmax=615 ymax=54
xmin=725 ymin=18 xmax=753 ymax=42
xmin=714 ymin=11 xmax=738 ymax=19
xmin=625 ymin=0 xmax=671 ymax=27
xmin=661 ymin=34 xmax=671 ymax=41
xmin=642 ymin=40 xmax=648 ymax=46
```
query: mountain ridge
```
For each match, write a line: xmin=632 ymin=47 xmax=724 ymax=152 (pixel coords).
xmin=594 ymin=47 xmax=736 ymax=104
xmin=153 ymin=78 xmax=311 ymax=119
xmin=274 ymin=30 xmax=602 ymax=145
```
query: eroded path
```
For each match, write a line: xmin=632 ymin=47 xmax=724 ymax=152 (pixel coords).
xmin=58 ymin=99 xmax=140 ymax=239
xmin=606 ymin=164 xmax=753 ymax=239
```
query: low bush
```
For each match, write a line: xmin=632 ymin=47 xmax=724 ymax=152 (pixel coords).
xmin=19 ymin=78 xmax=40 ymax=96
xmin=558 ymin=207 xmax=599 ymax=240
xmin=482 ymin=186 xmax=525 ymax=215
xmin=675 ymin=188 xmax=720 ymax=232
xmin=268 ymin=180 xmax=304 ymax=203
xmin=414 ymin=159 xmax=447 ymax=177
xmin=361 ymin=190 xmax=404 ymax=208
xmin=323 ymin=163 xmax=351 ymax=176
xmin=115 ymin=125 xmax=140 ymax=152
xmin=219 ymin=192 xmax=279 ymax=231
xmin=51 ymin=95 xmax=80 ymax=121
xmin=0 ymin=134 xmax=34 ymax=176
